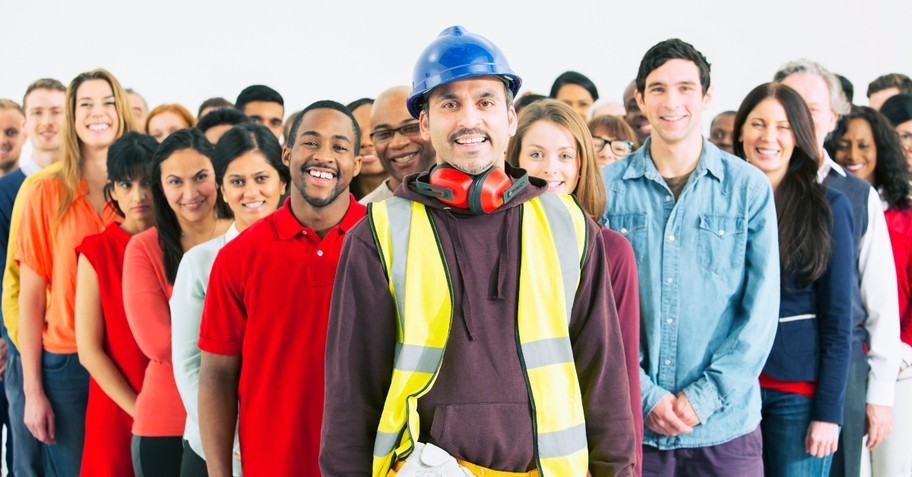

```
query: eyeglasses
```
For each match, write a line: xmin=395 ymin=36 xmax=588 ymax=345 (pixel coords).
xmin=592 ymin=136 xmax=634 ymax=156
xmin=369 ymin=122 xmax=421 ymax=144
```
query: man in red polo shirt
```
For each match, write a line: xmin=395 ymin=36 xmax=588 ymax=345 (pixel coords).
xmin=197 ymin=100 xmax=365 ymax=476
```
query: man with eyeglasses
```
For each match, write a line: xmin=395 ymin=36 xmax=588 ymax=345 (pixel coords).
xmin=359 ymin=85 xmax=436 ymax=204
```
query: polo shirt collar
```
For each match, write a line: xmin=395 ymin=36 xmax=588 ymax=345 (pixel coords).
xmin=274 ymin=193 xmax=363 ymax=240
xmin=622 ymin=137 xmax=725 ymax=182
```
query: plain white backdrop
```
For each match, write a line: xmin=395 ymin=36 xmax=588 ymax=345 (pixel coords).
xmin=3 ymin=0 xmax=912 ymax=135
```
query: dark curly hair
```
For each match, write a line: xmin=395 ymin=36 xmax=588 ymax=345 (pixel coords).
xmin=826 ymin=106 xmax=912 ymax=211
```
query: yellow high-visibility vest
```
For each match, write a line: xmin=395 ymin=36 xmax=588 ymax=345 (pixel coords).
xmin=368 ymin=193 xmax=590 ymax=477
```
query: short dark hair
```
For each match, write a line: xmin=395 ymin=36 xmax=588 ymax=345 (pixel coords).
xmin=515 ymin=93 xmax=547 ymax=115
xmin=346 ymin=97 xmax=374 ymax=112
xmin=197 ymin=97 xmax=234 ymax=118
xmin=549 ymin=71 xmax=599 ymax=102
xmin=867 ymin=73 xmax=912 ymax=98
xmin=196 ymin=108 xmax=251 ymax=136
xmin=836 ymin=74 xmax=855 ymax=103
xmin=212 ymin=122 xmax=290 ymax=188
xmin=880 ymin=94 xmax=912 ymax=127
xmin=286 ymin=100 xmax=361 ymax=156
xmin=235 ymin=85 xmax=284 ymax=112
xmin=636 ymin=38 xmax=711 ymax=95
xmin=711 ymin=110 xmax=736 ymax=126
xmin=104 ymin=132 xmax=158 ymax=216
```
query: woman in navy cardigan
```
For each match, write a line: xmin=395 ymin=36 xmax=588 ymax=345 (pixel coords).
xmin=733 ymin=82 xmax=854 ymax=477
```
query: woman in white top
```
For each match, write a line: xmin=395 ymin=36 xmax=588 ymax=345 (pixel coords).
xmin=170 ymin=122 xmax=288 ymax=476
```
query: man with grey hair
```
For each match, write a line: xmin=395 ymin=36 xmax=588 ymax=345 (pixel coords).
xmin=774 ymin=59 xmax=900 ymax=477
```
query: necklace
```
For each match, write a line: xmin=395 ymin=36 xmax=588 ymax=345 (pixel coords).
xmin=181 ymin=216 xmax=219 ymax=246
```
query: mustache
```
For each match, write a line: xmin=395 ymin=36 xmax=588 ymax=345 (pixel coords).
xmin=300 ymin=159 xmax=340 ymax=175
xmin=448 ymin=128 xmax=489 ymax=142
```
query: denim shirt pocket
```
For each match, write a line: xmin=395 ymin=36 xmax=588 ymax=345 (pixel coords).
xmin=606 ymin=212 xmax=649 ymax=264
xmin=695 ymin=214 xmax=747 ymax=276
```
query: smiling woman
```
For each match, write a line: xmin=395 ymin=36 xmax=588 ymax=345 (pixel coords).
xmin=13 ymin=68 xmax=133 ymax=476
xmin=122 ymin=128 xmax=232 ymax=476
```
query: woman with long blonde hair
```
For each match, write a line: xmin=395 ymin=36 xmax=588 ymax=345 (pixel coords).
xmin=16 ymin=68 xmax=133 ymax=475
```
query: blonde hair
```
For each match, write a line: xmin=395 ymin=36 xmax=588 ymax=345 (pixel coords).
xmin=145 ymin=103 xmax=196 ymax=132
xmin=56 ymin=69 xmax=134 ymax=222
xmin=507 ymin=99 xmax=606 ymax=219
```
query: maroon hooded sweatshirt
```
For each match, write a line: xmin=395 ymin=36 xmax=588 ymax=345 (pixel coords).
xmin=320 ymin=165 xmax=636 ymax=476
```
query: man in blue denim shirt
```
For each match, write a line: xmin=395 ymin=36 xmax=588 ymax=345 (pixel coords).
xmin=600 ymin=39 xmax=780 ymax=476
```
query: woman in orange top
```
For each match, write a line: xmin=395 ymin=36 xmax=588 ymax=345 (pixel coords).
xmin=123 ymin=128 xmax=231 ymax=476
xmin=16 ymin=69 xmax=133 ymax=476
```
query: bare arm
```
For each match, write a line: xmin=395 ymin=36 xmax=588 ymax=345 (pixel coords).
xmin=75 ymin=254 xmax=138 ymax=416
xmin=199 ymin=350 xmax=240 ymax=477
xmin=19 ymin=264 xmax=54 ymax=444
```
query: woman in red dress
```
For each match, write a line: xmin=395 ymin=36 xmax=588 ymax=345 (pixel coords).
xmin=74 ymin=132 xmax=158 ymax=476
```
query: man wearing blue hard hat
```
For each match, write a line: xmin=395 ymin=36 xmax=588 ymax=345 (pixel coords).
xmin=321 ymin=26 xmax=636 ymax=476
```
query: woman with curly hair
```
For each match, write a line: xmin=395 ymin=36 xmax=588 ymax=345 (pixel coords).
xmin=827 ymin=106 xmax=912 ymax=477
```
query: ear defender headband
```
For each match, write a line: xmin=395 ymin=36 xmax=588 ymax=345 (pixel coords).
xmin=415 ymin=164 xmax=529 ymax=215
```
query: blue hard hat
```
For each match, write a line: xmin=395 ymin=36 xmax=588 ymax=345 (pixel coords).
xmin=406 ymin=26 xmax=522 ymax=119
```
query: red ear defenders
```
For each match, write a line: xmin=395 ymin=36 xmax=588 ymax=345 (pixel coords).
xmin=415 ymin=164 xmax=529 ymax=215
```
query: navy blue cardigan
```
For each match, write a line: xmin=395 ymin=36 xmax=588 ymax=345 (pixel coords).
xmin=762 ymin=187 xmax=855 ymax=425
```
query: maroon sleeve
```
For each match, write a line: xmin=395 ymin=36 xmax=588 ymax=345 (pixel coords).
xmin=570 ymin=220 xmax=636 ymax=477
xmin=320 ymin=221 xmax=397 ymax=476
xmin=601 ymin=227 xmax=643 ymax=476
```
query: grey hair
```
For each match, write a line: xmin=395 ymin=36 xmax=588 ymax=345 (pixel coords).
xmin=773 ymin=59 xmax=851 ymax=115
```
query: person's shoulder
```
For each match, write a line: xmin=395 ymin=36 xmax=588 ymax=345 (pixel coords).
xmin=125 ymin=227 xmax=160 ymax=255
xmin=0 ymin=169 xmax=26 ymax=192
xmin=825 ymin=186 xmax=853 ymax=215
xmin=183 ymin=232 xmax=228 ymax=266
xmin=602 ymin=153 xmax=638 ymax=181
xmin=600 ymin=226 xmax=634 ymax=253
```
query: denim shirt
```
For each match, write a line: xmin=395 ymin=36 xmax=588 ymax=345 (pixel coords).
xmin=600 ymin=138 xmax=780 ymax=449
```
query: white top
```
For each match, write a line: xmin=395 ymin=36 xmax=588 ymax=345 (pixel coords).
xmin=358 ymin=178 xmax=395 ymax=204
xmin=171 ymin=223 xmax=242 ymax=475
xmin=820 ymin=155 xmax=901 ymax=406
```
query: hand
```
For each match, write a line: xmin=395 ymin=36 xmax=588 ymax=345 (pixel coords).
xmin=673 ymin=392 xmax=700 ymax=427
xmin=24 ymin=392 xmax=56 ymax=444
xmin=865 ymin=404 xmax=893 ymax=448
xmin=646 ymin=394 xmax=694 ymax=436
xmin=805 ymin=420 xmax=840 ymax=457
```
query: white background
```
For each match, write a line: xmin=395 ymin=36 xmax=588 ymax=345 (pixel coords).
xmin=3 ymin=0 xmax=911 ymax=134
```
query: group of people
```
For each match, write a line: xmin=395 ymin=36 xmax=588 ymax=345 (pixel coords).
xmin=0 ymin=24 xmax=910 ymax=477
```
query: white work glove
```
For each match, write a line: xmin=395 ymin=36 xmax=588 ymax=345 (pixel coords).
xmin=395 ymin=443 xmax=473 ymax=477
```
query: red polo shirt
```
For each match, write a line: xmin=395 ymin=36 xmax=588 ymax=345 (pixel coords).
xmin=199 ymin=195 xmax=366 ymax=476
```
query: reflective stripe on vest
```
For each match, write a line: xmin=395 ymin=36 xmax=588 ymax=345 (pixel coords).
xmin=367 ymin=193 xmax=589 ymax=477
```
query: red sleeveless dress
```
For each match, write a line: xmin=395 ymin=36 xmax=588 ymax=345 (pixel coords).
xmin=75 ymin=225 xmax=149 ymax=477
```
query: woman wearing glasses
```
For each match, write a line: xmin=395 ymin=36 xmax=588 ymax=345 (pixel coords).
xmin=507 ymin=98 xmax=644 ymax=475
xmin=588 ymin=115 xmax=638 ymax=166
